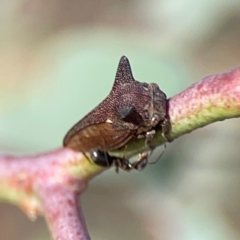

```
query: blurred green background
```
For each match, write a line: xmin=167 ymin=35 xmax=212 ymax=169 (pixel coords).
xmin=1 ymin=0 xmax=240 ymax=239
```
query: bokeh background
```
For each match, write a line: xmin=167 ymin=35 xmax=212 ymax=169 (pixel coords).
xmin=1 ymin=0 xmax=240 ymax=239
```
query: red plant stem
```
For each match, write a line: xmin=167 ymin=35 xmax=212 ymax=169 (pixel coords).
xmin=39 ymin=184 xmax=90 ymax=240
xmin=169 ymin=67 xmax=240 ymax=139
xmin=0 ymin=148 xmax=102 ymax=239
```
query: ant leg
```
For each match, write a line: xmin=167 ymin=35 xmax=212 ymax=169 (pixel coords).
xmin=145 ymin=129 xmax=156 ymax=154
xmin=161 ymin=118 xmax=172 ymax=142
xmin=148 ymin=143 xmax=166 ymax=165
xmin=113 ymin=157 xmax=133 ymax=173
xmin=132 ymin=152 xmax=148 ymax=171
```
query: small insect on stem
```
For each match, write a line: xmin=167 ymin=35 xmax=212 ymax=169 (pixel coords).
xmin=90 ymin=142 xmax=167 ymax=173
xmin=90 ymin=149 xmax=148 ymax=173
xmin=63 ymin=56 xmax=171 ymax=172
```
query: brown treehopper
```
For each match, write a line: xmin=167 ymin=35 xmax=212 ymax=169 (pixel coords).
xmin=63 ymin=56 xmax=170 ymax=171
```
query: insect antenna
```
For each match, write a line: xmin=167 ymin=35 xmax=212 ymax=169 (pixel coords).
xmin=148 ymin=143 xmax=166 ymax=165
